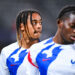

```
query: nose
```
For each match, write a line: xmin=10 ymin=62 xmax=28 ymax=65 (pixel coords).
xmin=73 ymin=29 xmax=75 ymax=33
xmin=37 ymin=23 xmax=42 ymax=29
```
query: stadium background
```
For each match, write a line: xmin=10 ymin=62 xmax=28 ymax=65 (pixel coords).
xmin=0 ymin=0 xmax=75 ymax=52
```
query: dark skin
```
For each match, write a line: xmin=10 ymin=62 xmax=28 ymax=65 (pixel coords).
xmin=53 ymin=13 xmax=75 ymax=44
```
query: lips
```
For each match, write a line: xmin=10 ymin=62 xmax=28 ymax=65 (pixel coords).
xmin=70 ymin=36 xmax=75 ymax=41
xmin=34 ymin=31 xmax=41 ymax=33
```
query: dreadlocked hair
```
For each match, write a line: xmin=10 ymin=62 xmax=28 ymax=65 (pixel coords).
xmin=57 ymin=5 xmax=75 ymax=21
xmin=16 ymin=10 xmax=40 ymax=47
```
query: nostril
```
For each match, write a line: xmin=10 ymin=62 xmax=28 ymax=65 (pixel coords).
xmin=73 ymin=29 xmax=75 ymax=32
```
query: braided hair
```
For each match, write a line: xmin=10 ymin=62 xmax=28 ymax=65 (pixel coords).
xmin=16 ymin=10 xmax=40 ymax=47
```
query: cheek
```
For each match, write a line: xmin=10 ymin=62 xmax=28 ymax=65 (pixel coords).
xmin=33 ymin=26 xmax=36 ymax=30
xmin=61 ymin=28 xmax=69 ymax=37
xmin=28 ymin=26 xmax=34 ymax=33
xmin=62 ymin=28 xmax=72 ymax=39
xmin=28 ymin=29 xmax=34 ymax=35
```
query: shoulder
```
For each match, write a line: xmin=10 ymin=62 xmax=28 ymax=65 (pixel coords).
xmin=1 ymin=42 xmax=19 ymax=58
xmin=1 ymin=42 xmax=18 ymax=52
xmin=28 ymin=38 xmax=53 ymax=63
xmin=31 ymin=38 xmax=51 ymax=49
xmin=29 ymin=37 xmax=53 ymax=51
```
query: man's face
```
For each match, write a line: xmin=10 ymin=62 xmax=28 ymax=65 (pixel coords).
xmin=26 ymin=13 xmax=42 ymax=39
xmin=61 ymin=14 xmax=75 ymax=44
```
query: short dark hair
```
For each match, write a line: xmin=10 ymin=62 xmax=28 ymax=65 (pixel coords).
xmin=16 ymin=10 xmax=41 ymax=46
xmin=57 ymin=5 xmax=75 ymax=20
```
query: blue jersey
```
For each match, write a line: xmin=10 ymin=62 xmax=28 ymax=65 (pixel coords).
xmin=28 ymin=37 xmax=75 ymax=75
xmin=0 ymin=42 xmax=39 ymax=75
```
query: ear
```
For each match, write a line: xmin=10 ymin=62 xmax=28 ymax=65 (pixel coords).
xmin=20 ymin=23 xmax=25 ymax=31
xmin=57 ymin=19 xmax=64 ymax=28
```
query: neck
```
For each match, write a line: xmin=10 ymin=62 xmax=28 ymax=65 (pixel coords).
xmin=21 ymin=38 xmax=39 ymax=49
xmin=53 ymin=30 xmax=65 ymax=44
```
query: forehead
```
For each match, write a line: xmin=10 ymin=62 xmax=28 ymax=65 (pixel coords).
xmin=65 ymin=14 xmax=75 ymax=23
xmin=32 ymin=13 xmax=41 ymax=20
xmin=69 ymin=14 xmax=75 ymax=21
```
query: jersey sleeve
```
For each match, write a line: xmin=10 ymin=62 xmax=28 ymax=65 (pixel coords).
xmin=0 ymin=48 xmax=10 ymax=75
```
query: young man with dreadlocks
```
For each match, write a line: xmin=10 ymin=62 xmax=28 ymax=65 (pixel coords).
xmin=0 ymin=10 xmax=42 ymax=75
xmin=28 ymin=5 xmax=75 ymax=75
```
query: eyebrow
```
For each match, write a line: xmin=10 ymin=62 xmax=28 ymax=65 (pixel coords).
xmin=32 ymin=19 xmax=42 ymax=21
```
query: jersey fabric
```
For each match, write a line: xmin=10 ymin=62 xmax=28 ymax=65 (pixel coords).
xmin=28 ymin=37 xmax=75 ymax=75
xmin=0 ymin=42 xmax=39 ymax=75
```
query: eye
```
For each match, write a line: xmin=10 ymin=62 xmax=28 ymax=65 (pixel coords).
xmin=39 ymin=22 xmax=42 ymax=25
xmin=32 ymin=22 xmax=37 ymax=25
xmin=32 ymin=20 xmax=42 ymax=25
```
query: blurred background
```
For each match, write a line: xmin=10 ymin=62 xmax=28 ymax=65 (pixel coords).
xmin=0 ymin=0 xmax=75 ymax=52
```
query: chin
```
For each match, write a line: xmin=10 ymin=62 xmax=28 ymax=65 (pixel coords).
xmin=34 ymin=35 xmax=40 ymax=38
xmin=34 ymin=37 xmax=40 ymax=39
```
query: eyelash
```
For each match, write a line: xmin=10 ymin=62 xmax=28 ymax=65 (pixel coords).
xmin=32 ymin=22 xmax=42 ymax=25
